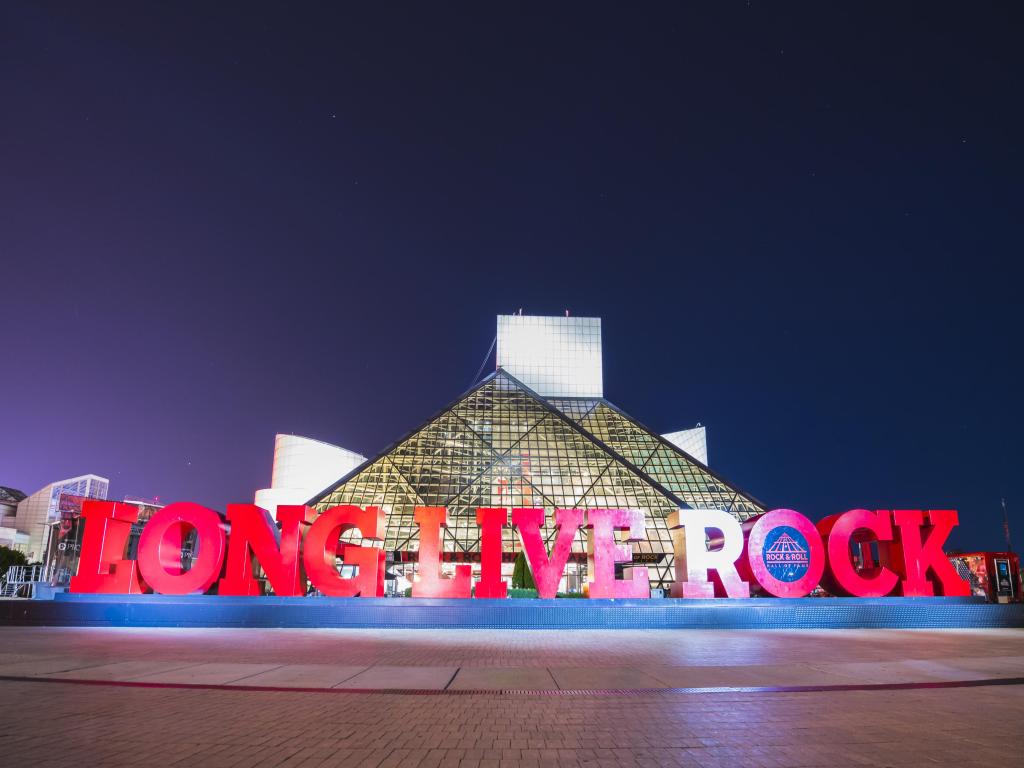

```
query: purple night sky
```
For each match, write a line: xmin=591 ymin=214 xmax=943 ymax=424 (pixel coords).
xmin=2 ymin=3 xmax=1021 ymax=551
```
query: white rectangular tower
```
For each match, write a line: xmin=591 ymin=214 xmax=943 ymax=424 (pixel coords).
xmin=662 ymin=426 xmax=708 ymax=466
xmin=496 ymin=314 xmax=603 ymax=397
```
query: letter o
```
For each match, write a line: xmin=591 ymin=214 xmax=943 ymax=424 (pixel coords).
xmin=746 ymin=509 xmax=825 ymax=598
xmin=138 ymin=502 xmax=226 ymax=595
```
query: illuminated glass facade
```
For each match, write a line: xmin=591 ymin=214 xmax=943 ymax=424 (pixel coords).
xmin=311 ymin=369 xmax=764 ymax=591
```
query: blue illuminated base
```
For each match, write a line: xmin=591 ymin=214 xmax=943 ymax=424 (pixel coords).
xmin=1 ymin=593 xmax=1022 ymax=629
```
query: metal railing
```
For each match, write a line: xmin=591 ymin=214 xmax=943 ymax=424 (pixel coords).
xmin=0 ymin=564 xmax=45 ymax=598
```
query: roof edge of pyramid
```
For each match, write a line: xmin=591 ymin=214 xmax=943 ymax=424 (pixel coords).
xmin=588 ymin=397 xmax=769 ymax=512
xmin=489 ymin=369 xmax=703 ymax=510
xmin=306 ymin=366 xmax=766 ymax=516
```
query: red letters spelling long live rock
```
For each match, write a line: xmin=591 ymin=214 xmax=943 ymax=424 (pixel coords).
xmin=69 ymin=501 xmax=970 ymax=598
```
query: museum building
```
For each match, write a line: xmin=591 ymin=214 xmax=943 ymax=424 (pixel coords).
xmin=291 ymin=314 xmax=765 ymax=594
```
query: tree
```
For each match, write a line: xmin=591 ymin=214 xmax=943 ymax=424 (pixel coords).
xmin=511 ymin=550 xmax=535 ymax=590
xmin=0 ymin=545 xmax=28 ymax=579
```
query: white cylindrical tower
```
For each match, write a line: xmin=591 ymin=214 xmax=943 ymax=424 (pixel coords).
xmin=254 ymin=434 xmax=366 ymax=510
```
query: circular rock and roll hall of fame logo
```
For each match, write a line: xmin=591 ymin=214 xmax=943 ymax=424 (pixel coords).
xmin=761 ymin=525 xmax=811 ymax=582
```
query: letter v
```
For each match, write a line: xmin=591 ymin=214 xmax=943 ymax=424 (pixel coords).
xmin=512 ymin=508 xmax=584 ymax=598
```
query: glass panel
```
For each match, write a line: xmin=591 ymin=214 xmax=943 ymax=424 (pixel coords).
xmin=577 ymin=403 xmax=660 ymax=467
xmin=641 ymin=445 xmax=762 ymax=520
xmin=546 ymin=398 xmax=600 ymax=423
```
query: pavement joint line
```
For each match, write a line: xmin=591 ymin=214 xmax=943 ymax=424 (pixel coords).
xmin=36 ymin=659 xmax=131 ymax=675
xmin=329 ymin=666 xmax=369 ymax=688
xmin=218 ymin=663 xmax=288 ymax=685
xmin=122 ymin=661 xmax=214 ymax=680
xmin=442 ymin=666 xmax=460 ymax=691
xmin=545 ymin=666 xmax=558 ymax=690
xmin=1 ymin=674 xmax=1022 ymax=696
xmin=547 ymin=666 xmax=560 ymax=690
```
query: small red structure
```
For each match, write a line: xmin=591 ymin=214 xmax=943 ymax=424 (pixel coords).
xmin=948 ymin=552 xmax=1021 ymax=603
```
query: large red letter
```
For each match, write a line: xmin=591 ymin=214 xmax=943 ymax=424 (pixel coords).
xmin=412 ymin=507 xmax=471 ymax=598
xmin=817 ymin=509 xmax=899 ymax=597
xmin=512 ymin=508 xmax=583 ymax=599
xmin=891 ymin=509 xmax=970 ymax=596
xmin=586 ymin=509 xmax=650 ymax=598
xmin=744 ymin=509 xmax=825 ymax=598
xmin=69 ymin=501 xmax=143 ymax=594
xmin=218 ymin=504 xmax=314 ymax=596
xmin=303 ymin=505 xmax=385 ymax=597
xmin=137 ymin=502 xmax=226 ymax=595
xmin=475 ymin=507 xmax=508 ymax=598
xmin=667 ymin=508 xmax=750 ymax=598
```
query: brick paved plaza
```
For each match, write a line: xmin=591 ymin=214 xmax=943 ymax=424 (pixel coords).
xmin=1 ymin=627 xmax=1022 ymax=766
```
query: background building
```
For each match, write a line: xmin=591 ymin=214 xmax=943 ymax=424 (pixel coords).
xmin=0 ymin=486 xmax=26 ymax=520
xmin=254 ymin=434 xmax=365 ymax=513
xmin=950 ymin=552 xmax=1022 ymax=603
xmin=0 ymin=487 xmax=29 ymax=553
xmin=11 ymin=474 xmax=109 ymax=561
xmin=43 ymin=495 xmax=163 ymax=586
xmin=662 ymin=426 xmax=708 ymax=467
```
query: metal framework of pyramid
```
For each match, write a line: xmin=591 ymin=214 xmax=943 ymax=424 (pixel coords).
xmin=309 ymin=369 xmax=765 ymax=590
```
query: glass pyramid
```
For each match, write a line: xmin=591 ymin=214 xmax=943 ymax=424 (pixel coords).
xmin=310 ymin=369 xmax=764 ymax=590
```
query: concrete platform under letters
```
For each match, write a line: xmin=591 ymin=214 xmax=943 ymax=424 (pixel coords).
xmin=1 ymin=594 xmax=1022 ymax=629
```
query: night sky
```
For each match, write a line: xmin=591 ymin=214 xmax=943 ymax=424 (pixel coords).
xmin=2 ymin=2 xmax=1021 ymax=552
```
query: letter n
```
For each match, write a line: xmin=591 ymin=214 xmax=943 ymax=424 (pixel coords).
xmin=219 ymin=504 xmax=314 ymax=596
